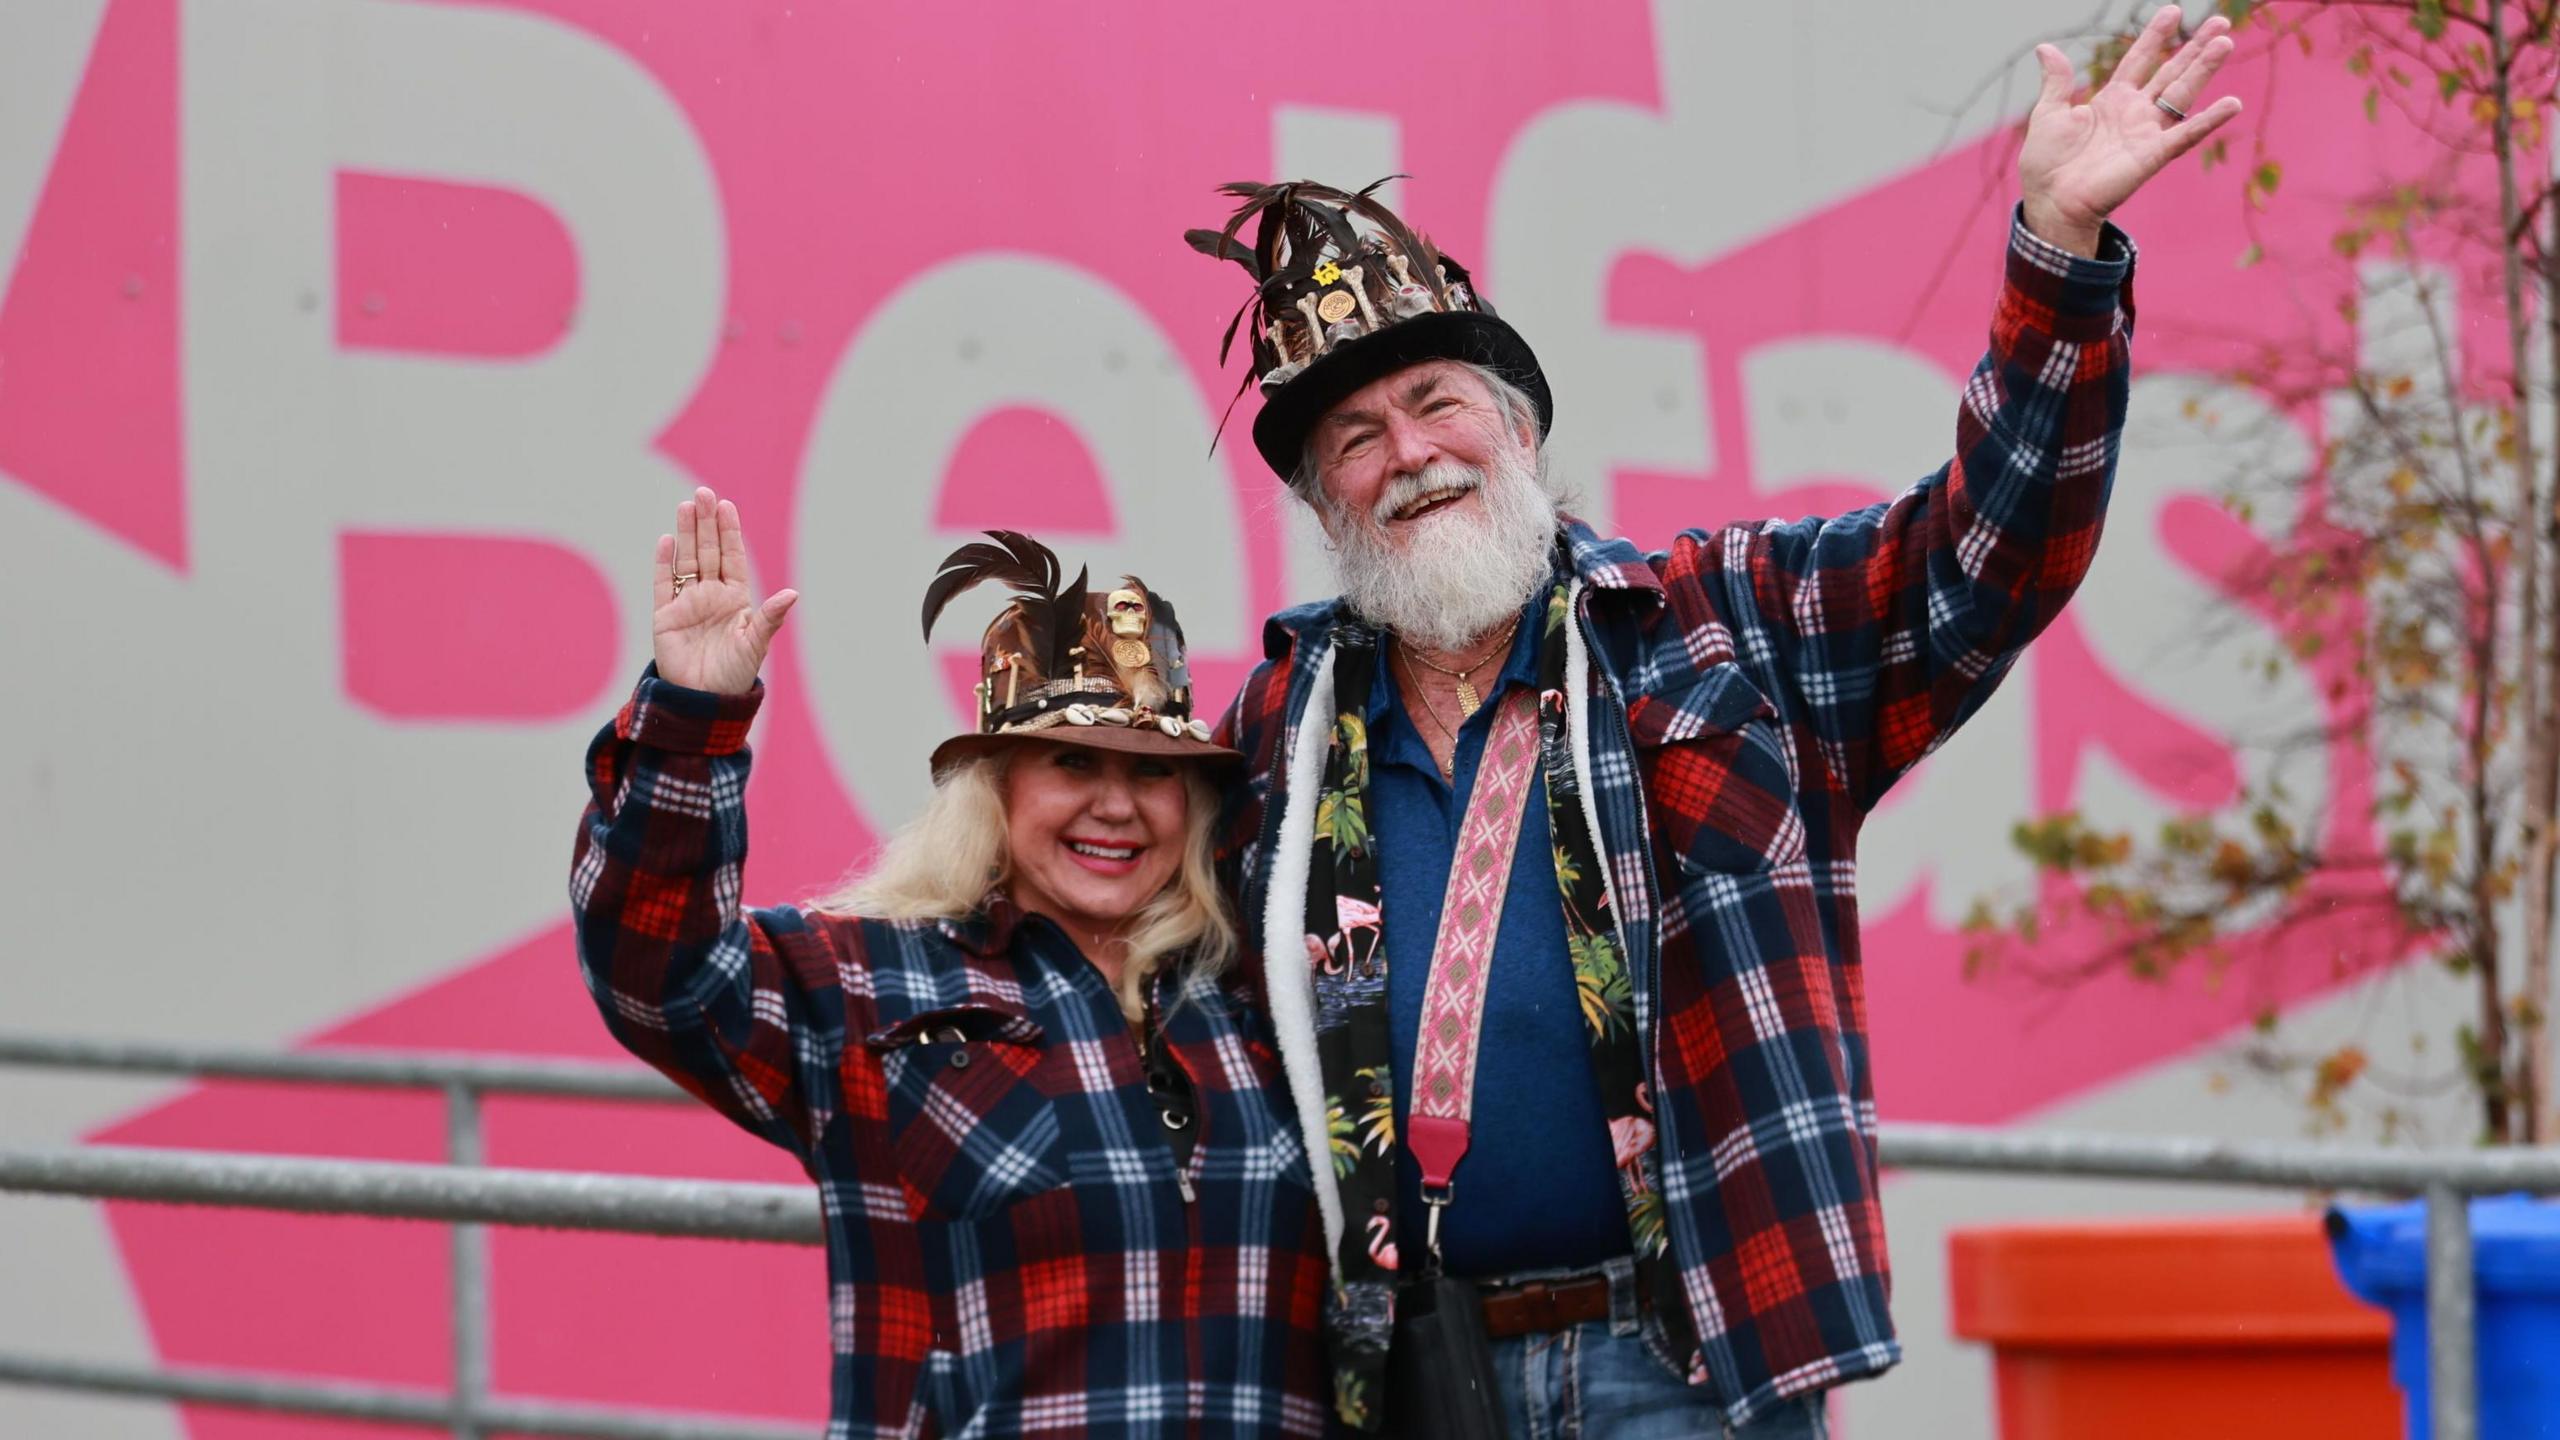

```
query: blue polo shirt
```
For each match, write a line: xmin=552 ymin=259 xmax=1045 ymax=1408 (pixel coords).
xmin=1367 ymin=600 xmax=1634 ymax=1278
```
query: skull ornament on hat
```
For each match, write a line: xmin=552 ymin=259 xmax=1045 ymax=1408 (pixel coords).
xmin=1186 ymin=177 xmax=1554 ymax=481
xmin=920 ymin=530 xmax=1238 ymax=775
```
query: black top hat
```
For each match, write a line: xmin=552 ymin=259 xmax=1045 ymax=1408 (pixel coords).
xmin=1187 ymin=178 xmax=1552 ymax=481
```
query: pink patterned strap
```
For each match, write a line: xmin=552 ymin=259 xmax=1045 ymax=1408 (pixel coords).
xmin=1405 ymin=687 xmax=1545 ymax=1191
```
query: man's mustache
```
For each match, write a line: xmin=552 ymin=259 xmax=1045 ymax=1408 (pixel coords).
xmin=1367 ymin=464 xmax=1488 ymax=530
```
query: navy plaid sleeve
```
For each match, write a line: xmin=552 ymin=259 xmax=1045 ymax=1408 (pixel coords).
xmin=1665 ymin=209 xmax=2135 ymax=810
xmin=568 ymin=667 xmax=849 ymax=1158
xmin=1213 ymin=652 xmax=1294 ymax=945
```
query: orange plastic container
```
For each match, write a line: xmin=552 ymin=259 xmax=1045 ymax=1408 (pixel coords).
xmin=1948 ymin=1215 xmax=2399 ymax=1440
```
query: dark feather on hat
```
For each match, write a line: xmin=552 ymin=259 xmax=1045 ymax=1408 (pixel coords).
xmin=1298 ymin=198 xmax=1360 ymax=257
xmin=1190 ymin=175 xmax=1484 ymax=455
xmin=922 ymin=530 xmax=1089 ymax=676
xmin=1185 ymin=228 xmax=1261 ymax=278
xmin=1140 ymin=582 xmax=1192 ymax=698
xmin=1200 ymin=177 xmax=1448 ymax=346
xmin=1133 ymin=580 xmax=1186 ymax=648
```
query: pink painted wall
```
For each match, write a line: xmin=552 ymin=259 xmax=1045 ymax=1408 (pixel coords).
xmin=0 ymin=1 xmax=2507 ymax=1432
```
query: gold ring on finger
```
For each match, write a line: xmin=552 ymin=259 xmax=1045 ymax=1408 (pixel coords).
xmin=672 ymin=571 xmax=699 ymax=594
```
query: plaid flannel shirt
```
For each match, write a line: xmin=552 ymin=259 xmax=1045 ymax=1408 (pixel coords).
xmin=572 ymin=673 xmax=1333 ymax=1439
xmin=1215 ymin=213 xmax=2134 ymax=1425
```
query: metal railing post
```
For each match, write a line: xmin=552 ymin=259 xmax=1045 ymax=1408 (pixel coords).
xmin=447 ymin=1081 xmax=488 ymax=1440
xmin=2425 ymin=1182 xmax=2476 ymax=1440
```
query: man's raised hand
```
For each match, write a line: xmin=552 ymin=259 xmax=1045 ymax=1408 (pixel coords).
xmin=2019 ymin=5 xmax=2245 ymax=256
xmin=652 ymin=485 xmax=798 ymax=696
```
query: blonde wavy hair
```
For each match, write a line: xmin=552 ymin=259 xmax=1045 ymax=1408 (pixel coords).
xmin=811 ymin=748 xmax=1236 ymax=1019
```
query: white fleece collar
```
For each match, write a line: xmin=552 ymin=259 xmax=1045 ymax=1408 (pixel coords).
xmin=1561 ymin=578 xmax=1619 ymax=921
xmin=1261 ymin=636 xmax=1345 ymax=1278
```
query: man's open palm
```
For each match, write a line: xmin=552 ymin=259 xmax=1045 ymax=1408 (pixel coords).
xmin=2020 ymin=6 xmax=2244 ymax=251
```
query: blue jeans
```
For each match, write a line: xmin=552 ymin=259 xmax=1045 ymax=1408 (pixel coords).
xmin=1482 ymin=1261 xmax=1829 ymax=1440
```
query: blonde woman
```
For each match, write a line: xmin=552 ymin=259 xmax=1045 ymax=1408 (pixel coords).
xmin=571 ymin=487 xmax=1329 ymax=1438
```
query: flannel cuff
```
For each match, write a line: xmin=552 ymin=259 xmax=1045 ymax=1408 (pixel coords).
xmin=2006 ymin=203 xmax=2135 ymax=340
xmin=617 ymin=664 xmax=765 ymax=755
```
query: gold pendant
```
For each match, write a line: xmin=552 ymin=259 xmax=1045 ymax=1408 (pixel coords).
xmin=1455 ymin=679 xmax=1480 ymax=715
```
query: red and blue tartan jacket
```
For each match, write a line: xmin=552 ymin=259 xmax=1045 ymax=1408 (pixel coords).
xmin=1214 ymin=214 xmax=2134 ymax=1427
xmin=572 ymin=674 xmax=1333 ymax=1439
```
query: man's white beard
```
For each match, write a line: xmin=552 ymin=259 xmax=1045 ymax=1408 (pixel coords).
xmin=1325 ymin=446 xmax=1559 ymax=653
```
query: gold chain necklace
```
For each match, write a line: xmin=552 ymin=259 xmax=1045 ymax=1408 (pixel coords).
xmin=1395 ymin=649 xmax=1463 ymax=778
xmin=1397 ymin=617 xmax=1519 ymax=716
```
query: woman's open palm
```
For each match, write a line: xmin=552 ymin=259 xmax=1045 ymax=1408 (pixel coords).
xmin=653 ymin=485 xmax=797 ymax=695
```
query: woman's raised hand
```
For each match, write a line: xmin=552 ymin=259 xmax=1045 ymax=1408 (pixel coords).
xmin=653 ymin=485 xmax=798 ymax=695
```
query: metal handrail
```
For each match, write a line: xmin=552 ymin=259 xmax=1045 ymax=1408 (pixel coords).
xmin=0 ymin=1031 xmax=687 ymax=1102
xmin=1 ymin=1032 xmax=775 ymax=1439
xmin=0 ymin=1353 xmax=815 ymax=1440
xmin=1879 ymin=1122 xmax=2560 ymax=1191
xmin=0 ymin=1145 xmax=820 ymax=1242
xmin=8 ymin=1130 xmax=2554 ymax=1238
xmin=13 ymin=1037 xmax=2558 ymax=1440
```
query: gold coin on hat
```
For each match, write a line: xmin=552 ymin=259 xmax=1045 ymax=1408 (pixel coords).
xmin=1316 ymin=288 xmax=1358 ymax=324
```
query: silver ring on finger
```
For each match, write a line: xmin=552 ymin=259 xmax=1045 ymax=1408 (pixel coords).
xmin=2155 ymin=96 xmax=2188 ymax=122
xmin=672 ymin=571 xmax=698 ymax=595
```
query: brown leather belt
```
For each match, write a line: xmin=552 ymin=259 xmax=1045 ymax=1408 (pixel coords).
xmin=1476 ymin=1274 xmax=1620 ymax=1339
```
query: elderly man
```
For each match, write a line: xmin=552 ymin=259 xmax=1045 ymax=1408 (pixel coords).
xmin=1196 ymin=12 xmax=2241 ymax=1439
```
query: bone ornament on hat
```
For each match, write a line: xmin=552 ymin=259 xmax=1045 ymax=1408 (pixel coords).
xmin=1185 ymin=177 xmax=1483 ymax=398
xmin=1187 ymin=175 xmax=1552 ymax=480
xmin=1100 ymin=586 xmax=1175 ymax=714
xmin=1292 ymin=293 xmax=1327 ymax=365
xmin=1261 ymin=321 xmax=1308 ymax=387
xmin=921 ymin=531 xmax=1213 ymax=746
xmin=1383 ymin=252 xmax=1434 ymax=319
xmin=1340 ymin=265 xmax=1380 ymax=327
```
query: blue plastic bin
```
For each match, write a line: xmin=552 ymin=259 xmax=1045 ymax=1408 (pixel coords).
xmin=2326 ymin=1195 xmax=2560 ymax=1439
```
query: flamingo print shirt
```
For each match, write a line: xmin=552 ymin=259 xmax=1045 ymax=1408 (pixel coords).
xmin=1360 ymin=593 xmax=1634 ymax=1277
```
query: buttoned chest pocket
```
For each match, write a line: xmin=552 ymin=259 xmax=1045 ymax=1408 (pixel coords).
xmin=869 ymin=1006 xmax=1066 ymax=1222
xmin=1624 ymin=664 xmax=1807 ymax=873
